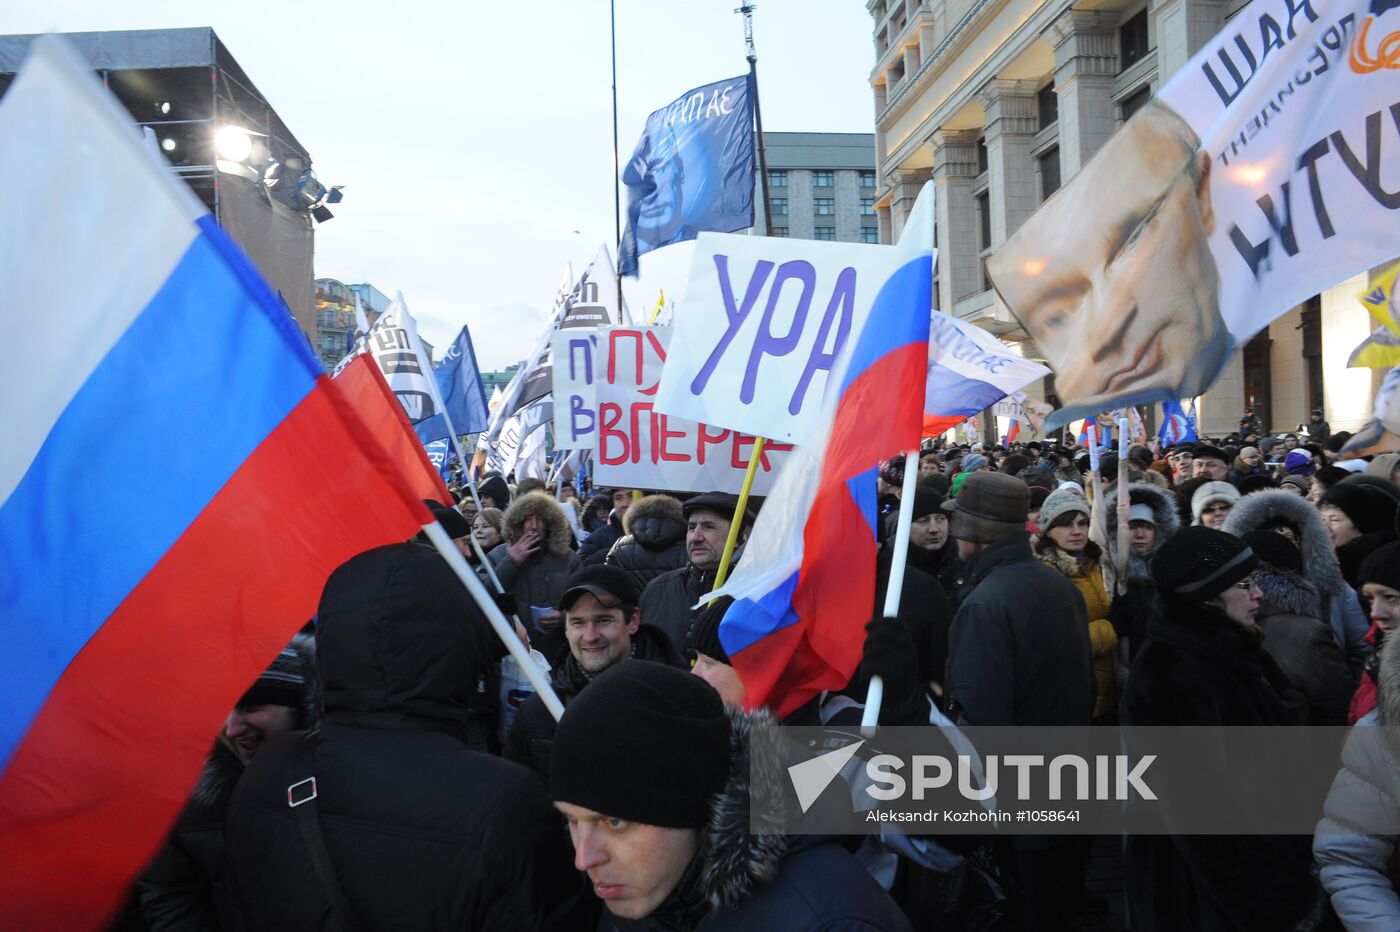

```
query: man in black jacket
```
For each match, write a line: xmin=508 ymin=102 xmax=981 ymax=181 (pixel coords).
xmin=640 ymin=492 xmax=753 ymax=653
xmin=941 ymin=472 xmax=1093 ymax=932
xmin=221 ymin=542 xmax=588 ymax=930
xmin=506 ymin=565 xmax=685 ymax=776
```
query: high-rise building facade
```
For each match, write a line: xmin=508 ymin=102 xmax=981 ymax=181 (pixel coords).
xmin=313 ymin=279 xmax=409 ymax=372
xmin=752 ymin=132 xmax=879 ymax=244
xmin=868 ymin=0 xmax=1383 ymax=437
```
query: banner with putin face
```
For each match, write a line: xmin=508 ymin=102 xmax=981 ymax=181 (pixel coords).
xmin=619 ymin=75 xmax=756 ymax=276
xmin=989 ymin=0 xmax=1400 ymax=428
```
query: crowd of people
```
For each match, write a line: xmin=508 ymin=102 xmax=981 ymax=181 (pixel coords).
xmin=112 ymin=407 xmax=1400 ymax=931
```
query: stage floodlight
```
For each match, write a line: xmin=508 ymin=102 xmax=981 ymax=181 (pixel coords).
xmin=312 ymin=205 xmax=334 ymax=223
xmin=325 ymin=185 xmax=344 ymax=205
xmin=157 ymin=100 xmax=171 ymax=114
xmin=214 ymin=125 xmax=253 ymax=162
xmin=160 ymin=137 xmax=177 ymax=152
xmin=262 ymin=160 xmax=281 ymax=188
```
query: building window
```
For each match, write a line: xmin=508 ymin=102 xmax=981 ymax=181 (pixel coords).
xmin=769 ymin=170 xmax=787 ymax=187
xmin=1120 ymin=85 xmax=1151 ymax=121
xmin=1039 ymin=147 xmax=1061 ymax=199
xmin=976 ymin=191 xmax=991 ymax=250
xmin=1037 ymin=84 xmax=1058 ymax=129
xmin=861 ymin=227 xmax=879 ymax=243
xmin=770 ymin=197 xmax=788 ymax=216
xmin=815 ymin=227 xmax=837 ymax=240
xmin=815 ymin=197 xmax=835 ymax=215
xmin=1242 ymin=330 xmax=1273 ymax=429
xmin=813 ymin=170 xmax=834 ymax=187
xmin=772 ymin=227 xmax=789 ymax=237
xmin=976 ymin=136 xmax=988 ymax=174
xmin=1120 ymin=9 xmax=1149 ymax=72
xmin=860 ymin=171 xmax=876 ymax=188
xmin=860 ymin=197 xmax=875 ymax=216
xmin=1302 ymin=296 xmax=1324 ymax=412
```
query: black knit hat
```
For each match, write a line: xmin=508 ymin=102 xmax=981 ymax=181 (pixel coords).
xmin=1321 ymin=483 xmax=1398 ymax=535
xmin=1151 ymin=526 xmax=1258 ymax=602
xmin=239 ymin=643 xmax=311 ymax=710
xmin=550 ymin=661 xmax=730 ymax=829
xmin=690 ymin=596 xmax=733 ymax=664
xmin=1242 ymin=530 xmax=1304 ymax=575
xmin=430 ymin=506 xmax=472 ymax=541
xmin=911 ymin=487 xmax=945 ymax=519
xmin=477 ymin=474 xmax=510 ymax=509
xmin=1359 ymin=541 xmax=1400 ymax=592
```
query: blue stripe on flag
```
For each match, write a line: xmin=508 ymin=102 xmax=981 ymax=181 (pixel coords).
xmin=720 ymin=570 xmax=800 ymax=657
xmin=837 ymin=254 xmax=933 ymax=396
xmin=924 ymin=368 xmax=1006 ymax=419
xmin=0 ymin=220 xmax=317 ymax=771
xmin=847 ymin=466 xmax=878 ymax=537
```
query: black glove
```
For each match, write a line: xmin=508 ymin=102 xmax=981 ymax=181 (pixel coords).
xmin=856 ymin=617 xmax=925 ymax=725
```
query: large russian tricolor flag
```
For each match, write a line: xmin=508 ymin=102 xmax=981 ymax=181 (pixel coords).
xmin=0 ymin=39 xmax=430 ymax=926
xmin=707 ymin=185 xmax=937 ymax=718
xmin=922 ymin=312 xmax=1051 ymax=438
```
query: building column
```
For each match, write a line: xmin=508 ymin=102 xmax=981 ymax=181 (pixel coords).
xmin=976 ymin=78 xmax=1040 ymax=247
xmin=1048 ymin=10 xmax=1118 ymax=177
xmin=930 ymin=129 xmax=980 ymax=313
xmin=1149 ymin=0 xmax=1227 ymax=76
xmin=889 ymin=168 xmax=932 ymax=241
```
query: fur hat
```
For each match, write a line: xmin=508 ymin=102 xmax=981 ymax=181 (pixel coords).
xmin=1321 ymin=482 xmax=1398 ymax=535
xmin=1359 ymin=541 xmax=1400 ymax=592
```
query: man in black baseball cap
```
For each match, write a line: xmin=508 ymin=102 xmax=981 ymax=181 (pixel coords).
xmin=505 ymin=565 xmax=684 ymax=776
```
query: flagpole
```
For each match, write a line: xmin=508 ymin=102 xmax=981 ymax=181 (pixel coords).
xmin=861 ymin=449 xmax=919 ymax=728
xmin=712 ymin=436 xmax=766 ymax=591
xmin=737 ymin=3 xmax=773 ymax=236
xmin=1115 ymin=417 xmax=1131 ymax=585
xmin=610 ymin=0 xmax=625 ymax=324
xmin=423 ymin=520 xmax=566 ymax=721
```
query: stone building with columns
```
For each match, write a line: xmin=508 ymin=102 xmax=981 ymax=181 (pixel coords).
xmin=868 ymin=0 xmax=1381 ymax=440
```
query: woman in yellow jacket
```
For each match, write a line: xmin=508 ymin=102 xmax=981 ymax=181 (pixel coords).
xmin=1035 ymin=488 xmax=1117 ymax=720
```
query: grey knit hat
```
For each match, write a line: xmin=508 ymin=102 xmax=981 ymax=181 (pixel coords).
xmin=1039 ymin=488 xmax=1091 ymax=530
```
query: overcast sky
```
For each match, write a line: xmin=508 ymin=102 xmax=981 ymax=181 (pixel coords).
xmin=5 ymin=0 xmax=877 ymax=369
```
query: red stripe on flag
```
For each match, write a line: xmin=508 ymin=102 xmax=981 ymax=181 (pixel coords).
xmin=0 ymin=380 xmax=429 ymax=928
xmin=333 ymin=354 xmax=453 ymax=505
xmin=823 ymin=343 xmax=929 ymax=486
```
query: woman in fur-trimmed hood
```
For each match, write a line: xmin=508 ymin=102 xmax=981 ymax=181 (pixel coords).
xmin=606 ymin=494 xmax=688 ymax=589
xmin=1221 ymin=488 xmax=1371 ymax=672
xmin=490 ymin=491 xmax=584 ymax=662
xmin=1103 ymin=483 xmax=1180 ymax=661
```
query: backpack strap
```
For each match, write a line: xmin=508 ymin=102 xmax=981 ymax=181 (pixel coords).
xmin=287 ymin=731 xmax=362 ymax=932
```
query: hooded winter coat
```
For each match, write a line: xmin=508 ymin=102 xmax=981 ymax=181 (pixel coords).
xmin=606 ymin=494 xmax=688 ymax=589
xmin=1315 ymin=637 xmax=1400 ymax=928
xmin=945 ymin=533 xmax=1094 ymax=726
xmin=505 ymin=626 xmax=687 ymax=778
xmin=222 ymin=544 xmax=587 ymax=931
xmin=1251 ymin=562 xmax=1355 ymax=725
xmin=1221 ymin=489 xmax=1371 ymax=672
xmin=581 ymin=511 xmax=625 ymax=566
xmin=490 ymin=492 xmax=585 ymax=661
xmin=138 ymin=634 xmax=318 ymax=932
xmin=599 ymin=706 xmax=911 ymax=931
xmin=1103 ymin=483 xmax=1180 ymax=661
xmin=1121 ymin=599 xmax=1322 ymax=931
xmin=1035 ymin=538 xmax=1117 ymax=719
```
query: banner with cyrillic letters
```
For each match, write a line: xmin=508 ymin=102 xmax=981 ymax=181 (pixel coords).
xmin=989 ymin=0 xmax=1400 ymax=428
xmin=594 ymin=326 xmax=794 ymax=494
xmin=551 ymin=330 xmax=600 ymax=450
xmin=655 ymin=234 xmax=912 ymax=444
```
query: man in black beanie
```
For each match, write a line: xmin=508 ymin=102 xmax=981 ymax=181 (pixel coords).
xmin=549 ymin=661 xmax=910 ymax=929
xmin=876 ymin=486 xmax=955 ymax=690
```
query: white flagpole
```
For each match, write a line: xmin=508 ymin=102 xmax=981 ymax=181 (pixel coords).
xmin=423 ymin=520 xmax=565 ymax=721
xmin=862 ymin=449 xmax=920 ymax=728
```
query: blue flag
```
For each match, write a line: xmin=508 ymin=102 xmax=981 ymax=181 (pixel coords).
xmin=415 ymin=324 xmax=489 ymax=444
xmin=619 ymin=74 xmax=754 ymax=276
xmin=1159 ymin=400 xmax=1198 ymax=445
